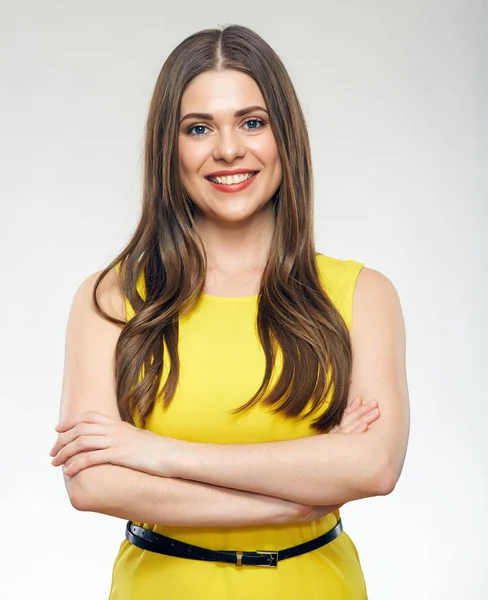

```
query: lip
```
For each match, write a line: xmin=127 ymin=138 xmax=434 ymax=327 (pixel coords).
xmin=206 ymin=168 xmax=259 ymax=177
xmin=206 ymin=171 xmax=259 ymax=193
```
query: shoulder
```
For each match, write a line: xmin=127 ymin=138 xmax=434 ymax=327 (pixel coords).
xmin=354 ymin=266 xmax=399 ymax=293
xmin=353 ymin=267 xmax=402 ymax=324
xmin=350 ymin=266 xmax=405 ymax=343
xmin=315 ymin=253 xmax=402 ymax=333
xmin=72 ymin=267 xmax=126 ymax=323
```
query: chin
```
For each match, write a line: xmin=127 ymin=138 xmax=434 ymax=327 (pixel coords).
xmin=201 ymin=198 xmax=262 ymax=221
xmin=213 ymin=209 xmax=258 ymax=223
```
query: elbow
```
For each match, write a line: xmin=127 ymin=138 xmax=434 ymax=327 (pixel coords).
xmin=64 ymin=464 xmax=125 ymax=513
xmin=370 ymin=455 xmax=399 ymax=496
xmin=60 ymin=456 xmax=96 ymax=511
xmin=372 ymin=470 xmax=397 ymax=496
xmin=64 ymin=473 xmax=96 ymax=512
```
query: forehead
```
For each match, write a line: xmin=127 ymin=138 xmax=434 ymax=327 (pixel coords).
xmin=180 ymin=70 xmax=265 ymax=115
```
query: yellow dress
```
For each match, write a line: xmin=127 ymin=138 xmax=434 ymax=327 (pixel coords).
xmin=109 ymin=253 xmax=368 ymax=599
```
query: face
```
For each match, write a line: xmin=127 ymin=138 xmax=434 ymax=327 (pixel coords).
xmin=177 ymin=69 xmax=283 ymax=225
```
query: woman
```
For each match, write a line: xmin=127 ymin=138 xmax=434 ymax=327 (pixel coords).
xmin=50 ymin=24 xmax=409 ymax=599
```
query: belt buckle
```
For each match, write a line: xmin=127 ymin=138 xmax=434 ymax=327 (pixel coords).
xmin=255 ymin=550 xmax=279 ymax=567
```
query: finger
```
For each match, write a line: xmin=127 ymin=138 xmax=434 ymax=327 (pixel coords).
xmin=332 ymin=401 xmax=378 ymax=433
xmin=62 ymin=449 xmax=114 ymax=476
xmin=50 ymin=423 xmax=108 ymax=456
xmin=51 ymin=435 xmax=111 ymax=467
xmin=352 ymin=422 xmax=368 ymax=433
xmin=344 ymin=396 xmax=362 ymax=414
xmin=341 ymin=413 xmax=373 ymax=433
xmin=55 ymin=411 xmax=115 ymax=432
xmin=355 ymin=399 xmax=378 ymax=416
xmin=341 ymin=400 xmax=379 ymax=426
xmin=353 ymin=406 xmax=380 ymax=427
xmin=362 ymin=407 xmax=380 ymax=424
xmin=340 ymin=408 xmax=367 ymax=427
xmin=344 ymin=409 xmax=380 ymax=433
xmin=341 ymin=421 xmax=368 ymax=434
xmin=51 ymin=423 xmax=88 ymax=456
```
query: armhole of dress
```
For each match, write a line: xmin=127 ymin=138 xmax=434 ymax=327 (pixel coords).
xmin=342 ymin=260 xmax=365 ymax=331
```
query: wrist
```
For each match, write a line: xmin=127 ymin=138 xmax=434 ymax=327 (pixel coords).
xmin=169 ymin=438 xmax=199 ymax=479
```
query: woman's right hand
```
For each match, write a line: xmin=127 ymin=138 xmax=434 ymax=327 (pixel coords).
xmin=295 ymin=396 xmax=381 ymax=523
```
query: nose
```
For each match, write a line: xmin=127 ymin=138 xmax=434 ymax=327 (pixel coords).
xmin=212 ymin=126 xmax=246 ymax=163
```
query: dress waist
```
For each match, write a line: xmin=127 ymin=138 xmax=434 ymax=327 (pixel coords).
xmin=130 ymin=510 xmax=340 ymax=552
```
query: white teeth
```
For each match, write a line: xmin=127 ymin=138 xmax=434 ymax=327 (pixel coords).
xmin=208 ymin=172 xmax=256 ymax=185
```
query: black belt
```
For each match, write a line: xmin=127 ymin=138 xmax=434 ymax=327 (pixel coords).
xmin=125 ymin=517 xmax=343 ymax=568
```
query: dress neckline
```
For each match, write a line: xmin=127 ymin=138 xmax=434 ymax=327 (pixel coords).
xmin=201 ymin=292 xmax=259 ymax=301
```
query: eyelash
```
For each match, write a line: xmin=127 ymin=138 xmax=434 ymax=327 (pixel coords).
xmin=185 ymin=117 xmax=267 ymax=136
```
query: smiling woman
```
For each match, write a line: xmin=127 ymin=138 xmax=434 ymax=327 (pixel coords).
xmin=53 ymin=23 xmax=409 ymax=600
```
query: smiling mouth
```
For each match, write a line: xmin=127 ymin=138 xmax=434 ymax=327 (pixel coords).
xmin=205 ymin=172 xmax=259 ymax=185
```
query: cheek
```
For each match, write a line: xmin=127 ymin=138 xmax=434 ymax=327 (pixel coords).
xmin=177 ymin=145 xmax=191 ymax=178
xmin=178 ymin=142 xmax=208 ymax=181
xmin=250 ymin=136 xmax=281 ymax=169
xmin=266 ymin=142 xmax=281 ymax=168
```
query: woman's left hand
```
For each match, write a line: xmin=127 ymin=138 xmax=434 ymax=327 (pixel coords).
xmin=50 ymin=411 xmax=184 ymax=477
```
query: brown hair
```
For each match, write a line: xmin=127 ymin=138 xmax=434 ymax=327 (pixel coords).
xmin=93 ymin=24 xmax=353 ymax=433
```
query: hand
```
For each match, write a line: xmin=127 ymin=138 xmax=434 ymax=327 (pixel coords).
xmin=330 ymin=396 xmax=380 ymax=434
xmin=50 ymin=410 xmax=183 ymax=477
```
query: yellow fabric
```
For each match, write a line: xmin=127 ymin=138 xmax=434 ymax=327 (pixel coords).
xmin=109 ymin=253 xmax=367 ymax=599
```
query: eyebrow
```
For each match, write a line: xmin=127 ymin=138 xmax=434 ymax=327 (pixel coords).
xmin=179 ymin=105 xmax=269 ymax=124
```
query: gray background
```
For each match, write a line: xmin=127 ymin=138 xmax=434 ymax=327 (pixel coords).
xmin=1 ymin=1 xmax=486 ymax=598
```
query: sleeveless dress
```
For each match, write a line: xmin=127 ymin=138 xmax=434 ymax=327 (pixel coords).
xmin=109 ymin=253 xmax=368 ymax=599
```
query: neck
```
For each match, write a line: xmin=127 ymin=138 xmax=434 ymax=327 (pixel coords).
xmin=194 ymin=203 xmax=275 ymax=273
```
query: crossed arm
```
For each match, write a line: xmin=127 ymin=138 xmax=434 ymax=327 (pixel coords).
xmin=171 ymin=269 xmax=409 ymax=505
xmin=55 ymin=396 xmax=379 ymax=527
xmin=53 ymin=267 xmax=409 ymax=525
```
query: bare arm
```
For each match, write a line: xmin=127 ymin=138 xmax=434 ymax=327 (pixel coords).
xmin=167 ymin=269 xmax=410 ymax=505
xmin=68 ymin=461 xmax=317 ymax=527
xmin=57 ymin=269 xmax=315 ymax=527
xmin=63 ymin=400 xmax=376 ymax=526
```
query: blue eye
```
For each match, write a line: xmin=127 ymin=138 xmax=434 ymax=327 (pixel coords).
xmin=186 ymin=118 xmax=266 ymax=136
xmin=187 ymin=124 xmax=208 ymax=135
xmin=243 ymin=118 xmax=265 ymax=130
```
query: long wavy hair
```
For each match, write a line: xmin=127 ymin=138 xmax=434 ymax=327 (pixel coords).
xmin=93 ymin=24 xmax=353 ymax=433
